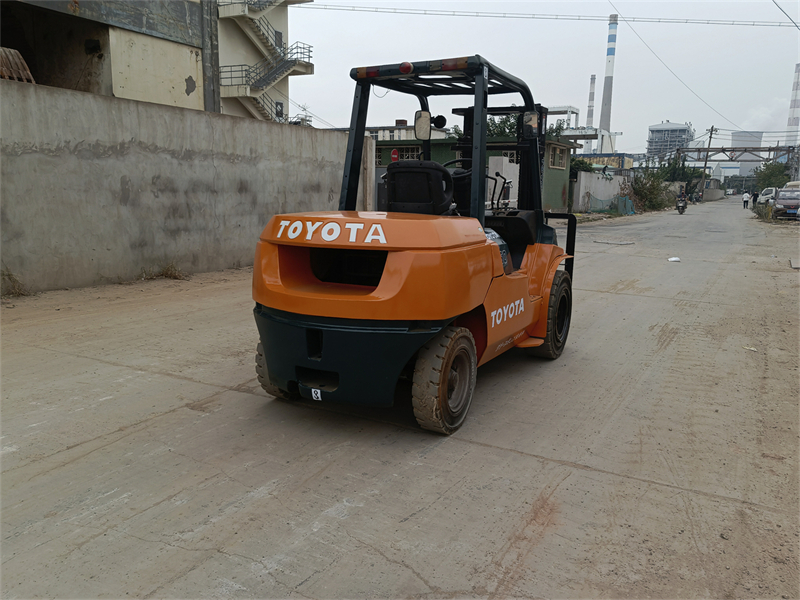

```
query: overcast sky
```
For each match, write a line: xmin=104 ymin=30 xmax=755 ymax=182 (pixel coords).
xmin=287 ymin=0 xmax=799 ymax=153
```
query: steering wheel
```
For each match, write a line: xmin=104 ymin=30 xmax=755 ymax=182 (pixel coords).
xmin=442 ymin=158 xmax=472 ymax=168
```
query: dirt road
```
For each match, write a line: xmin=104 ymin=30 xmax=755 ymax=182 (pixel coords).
xmin=2 ymin=196 xmax=798 ymax=598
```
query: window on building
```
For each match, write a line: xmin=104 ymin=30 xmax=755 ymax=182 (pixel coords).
xmin=389 ymin=131 xmax=395 ymax=141
xmin=502 ymin=151 xmax=520 ymax=164
xmin=398 ymin=146 xmax=421 ymax=160
xmin=549 ymin=147 xmax=566 ymax=169
xmin=275 ymin=101 xmax=284 ymax=119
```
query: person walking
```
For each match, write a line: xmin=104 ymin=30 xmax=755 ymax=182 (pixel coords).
xmin=751 ymin=191 xmax=759 ymax=209
xmin=743 ymin=191 xmax=750 ymax=209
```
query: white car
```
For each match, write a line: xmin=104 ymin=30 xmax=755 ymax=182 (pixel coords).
xmin=759 ymin=187 xmax=777 ymax=206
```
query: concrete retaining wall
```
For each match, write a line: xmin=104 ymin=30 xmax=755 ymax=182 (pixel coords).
xmin=572 ymin=172 xmax=625 ymax=212
xmin=1 ymin=80 xmax=374 ymax=292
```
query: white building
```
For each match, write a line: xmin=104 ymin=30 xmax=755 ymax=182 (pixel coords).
xmin=0 ymin=0 xmax=313 ymax=123
xmin=218 ymin=0 xmax=313 ymax=122
xmin=366 ymin=120 xmax=450 ymax=142
xmin=646 ymin=121 xmax=695 ymax=159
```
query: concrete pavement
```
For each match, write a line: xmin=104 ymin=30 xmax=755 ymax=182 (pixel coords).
xmin=2 ymin=195 xmax=797 ymax=598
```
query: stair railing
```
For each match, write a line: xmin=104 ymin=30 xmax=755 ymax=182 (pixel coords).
xmin=220 ymin=42 xmax=312 ymax=89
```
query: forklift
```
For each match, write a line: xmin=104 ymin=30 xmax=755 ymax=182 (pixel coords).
xmin=253 ymin=55 xmax=576 ymax=434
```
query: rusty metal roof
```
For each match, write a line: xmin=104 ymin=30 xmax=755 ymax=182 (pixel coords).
xmin=0 ymin=47 xmax=35 ymax=84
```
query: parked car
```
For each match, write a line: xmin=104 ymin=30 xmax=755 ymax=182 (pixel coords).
xmin=760 ymin=187 xmax=777 ymax=205
xmin=772 ymin=188 xmax=800 ymax=220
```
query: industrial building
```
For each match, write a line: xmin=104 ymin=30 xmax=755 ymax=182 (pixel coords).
xmin=646 ymin=121 xmax=695 ymax=159
xmin=0 ymin=0 xmax=313 ymax=123
xmin=730 ymin=131 xmax=764 ymax=177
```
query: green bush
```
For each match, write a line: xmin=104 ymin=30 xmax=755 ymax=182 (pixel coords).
xmin=626 ymin=164 xmax=671 ymax=212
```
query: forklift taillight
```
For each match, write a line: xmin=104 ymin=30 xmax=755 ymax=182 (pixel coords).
xmin=441 ymin=57 xmax=469 ymax=71
xmin=357 ymin=66 xmax=380 ymax=78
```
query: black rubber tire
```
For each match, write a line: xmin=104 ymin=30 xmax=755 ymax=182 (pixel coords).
xmin=528 ymin=270 xmax=572 ymax=360
xmin=412 ymin=326 xmax=477 ymax=435
xmin=255 ymin=343 xmax=297 ymax=400
xmin=678 ymin=206 xmax=685 ymax=214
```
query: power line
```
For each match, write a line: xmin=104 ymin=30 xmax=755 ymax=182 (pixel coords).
xmin=608 ymin=0 xmax=744 ymax=132
xmin=270 ymin=87 xmax=339 ymax=128
xmin=772 ymin=0 xmax=800 ymax=30
xmin=294 ymin=3 xmax=795 ymax=27
xmin=716 ymin=128 xmax=800 ymax=134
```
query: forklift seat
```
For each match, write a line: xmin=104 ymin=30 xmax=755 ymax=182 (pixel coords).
xmin=386 ymin=161 xmax=454 ymax=215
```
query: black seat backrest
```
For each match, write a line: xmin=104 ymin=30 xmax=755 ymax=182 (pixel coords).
xmin=386 ymin=160 xmax=453 ymax=215
xmin=452 ymin=168 xmax=471 ymax=216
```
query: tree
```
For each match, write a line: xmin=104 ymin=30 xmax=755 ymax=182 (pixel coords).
xmin=487 ymin=113 xmax=518 ymax=138
xmin=658 ymin=156 xmax=706 ymax=195
xmin=449 ymin=112 xmax=564 ymax=141
xmin=545 ymin=121 xmax=565 ymax=140
xmin=754 ymin=161 xmax=790 ymax=190
xmin=623 ymin=161 xmax=671 ymax=212
xmin=570 ymin=157 xmax=594 ymax=180
xmin=449 ymin=113 xmax=519 ymax=140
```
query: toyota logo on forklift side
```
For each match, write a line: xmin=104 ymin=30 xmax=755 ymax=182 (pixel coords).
xmin=490 ymin=298 xmax=525 ymax=328
xmin=276 ymin=220 xmax=387 ymax=244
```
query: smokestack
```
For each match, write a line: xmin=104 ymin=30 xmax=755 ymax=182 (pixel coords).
xmin=598 ymin=14 xmax=618 ymax=137
xmin=585 ymin=74 xmax=596 ymax=153
xmin=787 ymin=63 xmax=800 ymax=147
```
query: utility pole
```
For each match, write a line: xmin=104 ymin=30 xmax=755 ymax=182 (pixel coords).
xmin=699 ymin=126 xmax=716 ymax=199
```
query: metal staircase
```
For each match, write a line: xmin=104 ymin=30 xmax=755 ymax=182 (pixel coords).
xmin=220 ymin=42 xmax=312 ymax=90
xmin=218 ymin=0 xmax=281 ymax=13
xmin=218 ymin=0 xmax=314 ymax=121
xmin=242 ymin=92 xmax=312 ymax=126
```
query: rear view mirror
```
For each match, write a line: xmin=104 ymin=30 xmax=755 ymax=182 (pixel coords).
xmin=523 ymin=112 xmax=538 ymax=139
xmin=414 ymin=110 xmax=431 ymax=140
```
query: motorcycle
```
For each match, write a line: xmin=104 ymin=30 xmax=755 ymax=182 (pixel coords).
xmin=676 ymin=198 xmax=687 ymax=215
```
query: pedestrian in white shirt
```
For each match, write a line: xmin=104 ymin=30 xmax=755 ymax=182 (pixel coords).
xmin=742 ymin=192 xmax=750 ymax=209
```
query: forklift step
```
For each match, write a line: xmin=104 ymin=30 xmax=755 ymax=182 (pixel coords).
xmin=516 ymin=337 xmax=544 ymax=348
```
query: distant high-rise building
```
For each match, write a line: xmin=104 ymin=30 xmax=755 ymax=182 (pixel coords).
xmin=646 ymin=121 xmax=695 ymax=159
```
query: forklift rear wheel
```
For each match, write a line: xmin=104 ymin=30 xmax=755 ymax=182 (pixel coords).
xmin=412 ymin=326 xmax=477 ymax=434
xmin=256 ymin=343 xmax=297 ymax=401
xmin=528 ymin=270 xmax=572 ymax=360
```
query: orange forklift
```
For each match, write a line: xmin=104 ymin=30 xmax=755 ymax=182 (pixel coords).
xmin=253 ymin=55 xmax=576 ymax=434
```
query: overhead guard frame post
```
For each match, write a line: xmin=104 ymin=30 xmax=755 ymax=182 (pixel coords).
xmin=470 ymin=66 xmax=489 ymax=226
xmin=339 ymin=81 xmax=371 ymax=211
